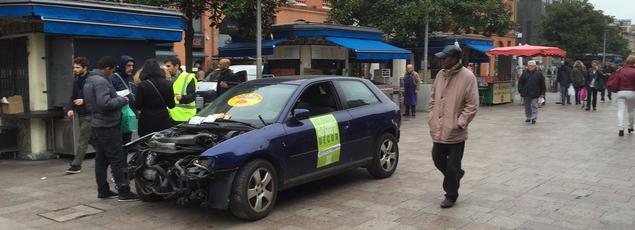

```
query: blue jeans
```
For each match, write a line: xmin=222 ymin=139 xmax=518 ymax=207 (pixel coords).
xmin=560 ymin=85 xmax=570 ymax=104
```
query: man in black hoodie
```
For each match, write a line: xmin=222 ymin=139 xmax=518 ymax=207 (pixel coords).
xmin=84 ymin=56 xmax=139 ymax=201
xmin=65 ymin=57 xmax=93 ymax=174
xmin=111 ymin=55 xmax=136 ymax=144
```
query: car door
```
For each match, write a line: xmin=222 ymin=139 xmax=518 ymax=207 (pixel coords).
xmin=334 ymin=80 xmax=384 ymax=162
xmin=282 ymin=81 xmax=353 ymax=181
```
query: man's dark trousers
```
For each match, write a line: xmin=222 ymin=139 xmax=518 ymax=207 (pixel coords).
xmin=432 ymin=142 xmax=465 ymax=202
xmin=93 ymin=125 xmax=128 ymax=193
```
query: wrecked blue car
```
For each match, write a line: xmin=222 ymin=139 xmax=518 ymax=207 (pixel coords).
xmin=127 ymin=76 xmax=401 ymax=220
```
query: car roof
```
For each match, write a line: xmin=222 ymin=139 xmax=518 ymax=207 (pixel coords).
xmin=243 ymin=75 xmax=365 ymax=86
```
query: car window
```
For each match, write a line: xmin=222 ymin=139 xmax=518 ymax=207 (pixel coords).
xmin=336 ymin=80 xmax=380 ymax=109
xmin=293 ymin=82 xmax=341 ymax=118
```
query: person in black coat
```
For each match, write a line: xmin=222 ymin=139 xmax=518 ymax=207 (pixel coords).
xmin=586 ymin=60 xmax=605 ymax=111
xmin=557 ymin=61 xmax=572 ymax=105
xmin=135 ymin=59 xmax=176 ymax=136
xmin=518 ymin=61 xmax=546 ymax=124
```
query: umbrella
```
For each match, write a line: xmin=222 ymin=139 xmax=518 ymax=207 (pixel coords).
xmin=486 ymin=44 xmax=567 ymax=58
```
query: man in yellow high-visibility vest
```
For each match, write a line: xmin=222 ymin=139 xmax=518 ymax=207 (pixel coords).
xmin=164 ymin=57 xmax=197 ymax=124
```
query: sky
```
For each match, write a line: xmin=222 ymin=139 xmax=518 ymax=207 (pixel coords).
xmin=587 ymin=0 xmax=635 ymax=23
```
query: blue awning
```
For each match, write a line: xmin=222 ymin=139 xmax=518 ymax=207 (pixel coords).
xmin=219 ymin=39 xmax=285 ymax=57
xmin=0 ymin=2 xmax=184 ymax=42
xmin=325 ymin=37 xmax=411 ymax=60
xmin=465 ymin=43 xmax=494 ymax=53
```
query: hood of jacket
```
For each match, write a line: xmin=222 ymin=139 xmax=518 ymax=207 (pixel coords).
xmin=116 ymin=55 xmax=136 ymax=78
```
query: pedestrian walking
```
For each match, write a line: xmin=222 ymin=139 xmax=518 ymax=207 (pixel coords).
xmin=602 ymin=59 xmax=616 ymax=101
xmin=64 ymin=57 xmax=93 ymax=174
xmin=557 ymin=61 xmax=572 ymax=105
xmin=608 ymin=55 xmax=635 ymax=136
xmin=518 ymin=60 xmax=546 ymax=124
xmin=135 ymin=59 xmax=176 ymax=136
xmin=111 ymin=55 xmax=136 ymax=144
xmin=572 ymin=60 xmax=587 ymax=105
xmin=164 ymin=57 xmax=197 ymax=124
xmin=586 ymin=60 xmax=605 ymax=111
xmin=428 ymin=45 xmax=479 ymax=208
xmin=403 ymin=64 xmax=420 ymax=116
xmin=83 ymin=56 xmax=139 ymax=201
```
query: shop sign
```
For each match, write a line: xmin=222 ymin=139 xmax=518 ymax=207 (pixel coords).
xmin=270 ymin=45 xmax=300 ymax=60
xmin=492 ymin=82 xmax=512 ymax=104
xmin=311 ymin=45 xmax=346 ymax=60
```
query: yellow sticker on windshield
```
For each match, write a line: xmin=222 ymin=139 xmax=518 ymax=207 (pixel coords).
xmin=227 ymin=93 xmax=263 ymax=107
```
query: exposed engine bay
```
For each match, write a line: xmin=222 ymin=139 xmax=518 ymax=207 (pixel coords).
xmin=127 ymin=125 xmax=248 ymax=206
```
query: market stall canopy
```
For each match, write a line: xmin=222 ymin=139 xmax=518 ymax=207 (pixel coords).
xmin=325 ymin=37 xmax=411 ymax=60
xmin=414 ymin=37 xmax=494 ymax=63
xmin=486 ymin=44 xmax=567 ymax=57
xmin=219 ymin=39 xmax=285 ymax=57
xmin=0 ymin=0 xmax=184 ymax=42
xmin=219 ymin=22 xmax=411 ymax=61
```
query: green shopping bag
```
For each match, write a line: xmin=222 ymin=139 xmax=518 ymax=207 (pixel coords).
xmin=121 ymin=104 xmax=138 ymax=133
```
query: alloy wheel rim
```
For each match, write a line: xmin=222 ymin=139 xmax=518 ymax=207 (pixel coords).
xmin=379 ymin=139 xmax=397 ymax=171
xmin=247 ymin=168 xmax=274 ymax=212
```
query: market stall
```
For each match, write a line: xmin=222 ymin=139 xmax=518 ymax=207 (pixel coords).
xmin=485 ymin=44 xmax=567 ymax=105
xmin=0 ymin=0 xmax=184 ymax=159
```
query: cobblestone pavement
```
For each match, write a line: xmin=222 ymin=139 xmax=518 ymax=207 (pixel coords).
xmin=1 ymin=93 xmax=634 ymax=230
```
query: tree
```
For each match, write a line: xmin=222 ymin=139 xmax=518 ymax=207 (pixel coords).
xmin=327 ymin=0 xmax=516 ymax=47
xmin=118 ymin=0 xmax=284 ymax=71
xmin=539 ymin=0 xmax=629 ymax=59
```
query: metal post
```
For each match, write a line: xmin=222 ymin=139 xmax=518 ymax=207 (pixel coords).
xmin=423 ymin=5 xmax=429 ymax=81
xmin=256 ymin=0 xmax=263 ymax=79
xmin=602 ymin=29 xmax=607 ymax=63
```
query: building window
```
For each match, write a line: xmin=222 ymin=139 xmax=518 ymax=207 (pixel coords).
xmin=289 ymin=0 xmax=306 ymax=6
xmin=322 ymin=0 xmax=331 ymax=9
xmin=193 ymin=17 xmax=202 ymax=34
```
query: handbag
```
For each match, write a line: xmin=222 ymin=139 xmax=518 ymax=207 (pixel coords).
xmin=120 ymin=104 xmax=138 ymax=133
xmin=567 ymin=85 xmax=575 ymax=96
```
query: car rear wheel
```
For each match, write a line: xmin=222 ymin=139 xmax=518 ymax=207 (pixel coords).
xmin=229 ymin=159 xmax=278 ymax=221
xmin=367 ymin=133 xmax=399 ymax=178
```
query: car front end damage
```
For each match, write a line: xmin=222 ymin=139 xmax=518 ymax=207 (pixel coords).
xmin=126 ymin=125 xmax=248 ymax=208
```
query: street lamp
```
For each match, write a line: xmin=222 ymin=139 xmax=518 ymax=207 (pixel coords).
xmin=602 ymin=22 xmax=618 ymax=63
xmin=256 ymin=0 xmax=262 ymax=79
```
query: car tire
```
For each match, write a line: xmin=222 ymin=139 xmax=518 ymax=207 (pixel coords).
xmin=229 ymin=159 xmax=278 ymax=221
xmin=367 ymin=133 xmax=399 ymax=179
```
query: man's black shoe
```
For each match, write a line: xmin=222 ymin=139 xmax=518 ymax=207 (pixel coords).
xmin=97 ymin=190 xmax=118 ymax=199
xmin=619 ymin=130 xmax=624 ymax=137
xmin=531 ymin=119 xmax=536 ymax=124
xmin=525 ymin=119 xmax=530 ymax=123
xmin=65 ymin=165 xmax=81 ymax=174
xmin=118 ymin=191 xmax=140 ymax=202
xmin=440 ymin=198 xmax=455 ymax=208
xmin=629 ymin=128 xmax=634 ymax=134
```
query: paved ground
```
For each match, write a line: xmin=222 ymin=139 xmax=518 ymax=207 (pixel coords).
xmin=1 ymin=92 xmax=634 ymax=230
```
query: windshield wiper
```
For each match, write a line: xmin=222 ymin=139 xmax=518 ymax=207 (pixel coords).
xmin=212 ymin=119 xmax=258 ymax=129
xmin=258 ymin=114 xmax=268 ymax=127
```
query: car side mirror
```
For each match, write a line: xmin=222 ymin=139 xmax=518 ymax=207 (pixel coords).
xmin=292 ymin=109 xmax=310 ymax=121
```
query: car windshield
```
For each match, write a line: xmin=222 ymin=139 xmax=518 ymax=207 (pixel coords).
xmin=196 ymin=83 xmax=297 ymax=127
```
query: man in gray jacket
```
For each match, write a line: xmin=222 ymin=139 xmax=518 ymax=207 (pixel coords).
xmin=84 ymin=56 xmax=139 ymax=201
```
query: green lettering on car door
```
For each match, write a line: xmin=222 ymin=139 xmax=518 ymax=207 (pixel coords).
xmin=310 ymin=114 xmax=341 ymax=168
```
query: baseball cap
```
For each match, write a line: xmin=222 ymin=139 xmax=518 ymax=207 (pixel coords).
xmin=434 ymin=45 xmax=462 ymax=59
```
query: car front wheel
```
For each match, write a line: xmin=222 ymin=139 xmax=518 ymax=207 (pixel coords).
xmin=229 ymin=159 xmax=278 ymax=221
xmin=367 ymin=133 xmax=399 ymax=178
